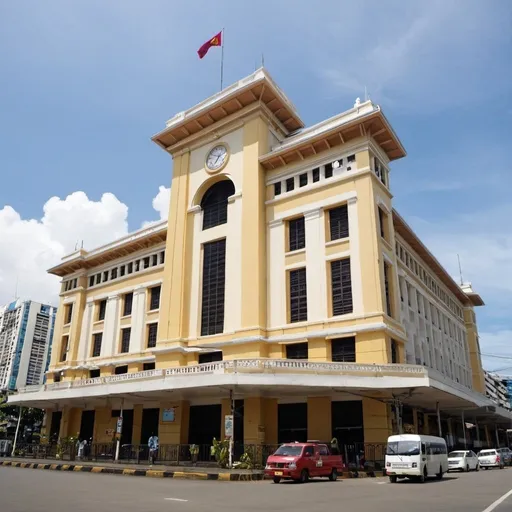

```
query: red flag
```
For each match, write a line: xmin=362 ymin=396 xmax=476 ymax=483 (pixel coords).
xmin=197 ymin=31 xmax=222 ymax=59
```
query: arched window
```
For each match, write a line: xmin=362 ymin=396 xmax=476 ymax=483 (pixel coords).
xmin=200 ymin=180 xmax=235 ymax=230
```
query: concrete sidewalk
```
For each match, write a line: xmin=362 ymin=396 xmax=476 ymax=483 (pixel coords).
xmin=1 ymin=457 xmax=264 ymax=481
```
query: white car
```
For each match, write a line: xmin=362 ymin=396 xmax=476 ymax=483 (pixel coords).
xmin=478 ymin=449 xmax=505 ymax=470
xmin=447 ymin=450 xmax=479 ymax=472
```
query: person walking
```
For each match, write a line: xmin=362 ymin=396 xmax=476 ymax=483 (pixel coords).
xmin=148 ymin=433 xmax=159 ymax=466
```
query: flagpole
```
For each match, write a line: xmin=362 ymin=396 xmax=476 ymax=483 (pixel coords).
xmin=220 ymin=28 xmax=225 ymax=91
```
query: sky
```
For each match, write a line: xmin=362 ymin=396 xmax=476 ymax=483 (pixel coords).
xmin=0 ymin=1 xmax=511 ymax=373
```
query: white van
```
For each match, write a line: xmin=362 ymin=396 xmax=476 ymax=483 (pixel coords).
xmin=385 ymin=434 xmax=449 ymax=483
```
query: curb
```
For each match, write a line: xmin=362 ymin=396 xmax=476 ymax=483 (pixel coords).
xmin=0 ymin=460 xmax=264 ymax=481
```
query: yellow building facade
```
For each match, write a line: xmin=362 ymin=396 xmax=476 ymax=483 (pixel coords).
xmin=10 ymin=69 xmax=511 ymax=457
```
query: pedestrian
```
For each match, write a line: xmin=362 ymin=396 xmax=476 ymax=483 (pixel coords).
xmin=148 ymin=433 xmax=159 ymax=466
xmin=77 ymin=438 xmax=86 ymax=460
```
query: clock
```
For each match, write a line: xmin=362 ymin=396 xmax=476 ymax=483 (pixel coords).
xmin=205 ymin=144 xmax=229 ymax=172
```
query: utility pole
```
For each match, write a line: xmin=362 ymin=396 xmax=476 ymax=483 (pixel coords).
xmin=11 ymin=406 xmax=23 ymax=456
xmin=228 ymin=389 xmax=234 ymax=468
xmin=394 ymin=399 xmax=403 ymax=434
xmin=436 ymin=402 xmax=442 ymax=437
xmin=114 ymin=399 xmax=124 ymax=462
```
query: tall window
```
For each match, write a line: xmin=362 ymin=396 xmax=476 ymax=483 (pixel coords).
xmin=378 ymin=207 xmax=389 ymax=241
xmin=286 ymin=342 xmax=308 ymax=359
xmin=65 ymin=303 xmax=73 ymax=325
xmin=98 ymin=300 xmax=107 ymax=321
xmin=147 ymin=323 xmax=158 ymax=348
xmin=289 ymin=268 xmax=307 ymax=323
xmin=286 ymin=177 xmax=295 ymax=192
xmin=149 ymin=286 xmax=161 ymax=310
xmin=123 ymin=292 xmax=133 ymax=316
xmin=384 ymin=263 xmax=393 ymax=317
xmin=288 ymin=217 xmax=305 ymax=251
xmin=60 ymin=335 xmax=69 ymax=362
xmin=391 ymin=339 xmax=399 ymax=363
xmin=274 ymin=182 xmax=281 ymax=196
xmin=120 ymin=328 xmax=131 ymax=353
xmin=201 ymin=180 xmax=235 ymax=230
xmin=331 ymin=337 xmax=356 ymax=362
xmin=329 ymin=205 xmax=349 ymax=241
xmin=201 ymin=239 xmax=226 ymax=335
xmin=92 ymin=333 xmax=103 ymax=357
xmin=331 ymin=259 xmax=353 ymax=316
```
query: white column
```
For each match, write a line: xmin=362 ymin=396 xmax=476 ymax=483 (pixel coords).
xmin=188 ymin=206 xmax=202 ymax=339
xmin=304 ymin=207 xmax=326 ymax=322
xmin=78 ymin=302 xmax=94 ymax=363
xmin=132 ymin=287 xmax=147 ymax=352
xmin=101 ymin=295 xmax=121 ymax=358
xmin=347 ymin=197 xmax=363 ymax=314
xmin=224 ymin=193 xmax=242 ymax=333
xmin=268 ymin=219 xmax=286 ymax=327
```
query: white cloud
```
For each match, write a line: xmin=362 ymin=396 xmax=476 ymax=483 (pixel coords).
xmin=151 ymin=186 xmax=170 ymax=221
xmin=0 ymin=188 xmax=167 ymax=307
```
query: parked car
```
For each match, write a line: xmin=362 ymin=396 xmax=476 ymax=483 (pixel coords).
xmin=497 ymin=448 xmax=512 ymax=466
xmin=447 ymin=450 xmax=479 ymax=472
xmin=265 ymin=442 xmax=343 ymax=483
xmin=477 ymin=449 xmax=504 ymax=469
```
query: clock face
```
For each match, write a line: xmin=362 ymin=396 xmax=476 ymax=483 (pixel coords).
xmin=206 ymin=145 xmax=228 ymax=171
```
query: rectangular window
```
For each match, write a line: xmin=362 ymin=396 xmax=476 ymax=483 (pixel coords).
xmin=289 ymin=268 xmax=307 ymax=323
xmin=286 ymin=342 xmax=308 ymax=360
xmin=201 ymin=239 xmax=226 ymax=336
xmin=286 ymin=177 xmax=295 ymax=192
xmin=96 ymin=274 xmax=101 ymax=285
xmin=347 ymin=154 xmax=355 ymax=163
xmin=391 ymin=339 xmax=399 ymax=363
xmin=331 ymin=259 xmax=353 ymax=316
xmin=127 ymin=262 xmax=133 ymax=274
xmin=143 ymin=362 xmax=155 ymax=371
xmin=114 ymin=365 xmax=128 ymax=375
xmin=325 ymin=163 xmax=333 ymax=178
xmin=92 ymin=333 xmax=103 ymax=357
xmin=160 ymin=252 xmax=165 ymax=264
xmin=147 ymin=323 xmax=158 ymax=348
xmin=331 ymin=337 xmax=356 ymax=362
xmin=384 ymin=263 xmax=393 ymax=317
xmin=312 ymin=168 xmax=320 ymax=182
xmin=144 ymin=257 xmax=150 ymax=269
xmin=103 ymin=271 xmax=108 ymax=282
xmin=299 ymin=173 xmax=308 ymax=187
xmin=111 ymin=267 xmax=118 ymax=280
xmin=65 ymin=303 xmax=73 ymax=325
xmin=120 ymin=266 xmax=125 ymax=277
xmin=198 ymin=351 xmax=223 ymax=364
xmin=89 ymin=369 xmax=100 ymax=379
xmin=329 ymin=205 xmax=349 ymax=240
xmin=152 ymin=254 xmax=158 ymax=266
xmin=135 ymin=260 xmax=140 ymax=272
xmin=378 ymin=208 xmax=386 ymax=239
xmin=149 ymin=286 xmax=161 ymax=310
xmin=89 ymin=276 xmax=95 ymax=287
xmin=123 ymin=292 xmax=133 ymax=316
xmin=120 ymin=328 xmax=131 ymax=353
xmin=288 ymin=217 xmax=305 ymax=251
xmin=98 ymin=300 xmax=107 ymax=321
xmin=60 ymin=335 xmax=69 ymax=362
xmin=274 ymin=182 xmax=281 ymax=196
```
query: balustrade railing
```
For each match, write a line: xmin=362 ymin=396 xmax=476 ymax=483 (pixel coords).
xmin=19 ymin=359 xmax=427 ymax=394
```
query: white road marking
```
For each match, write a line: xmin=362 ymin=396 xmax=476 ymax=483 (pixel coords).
xmin=481 ymin=489 xmax=512 ymax=512
xmin=165 ymin=498 xmax=188 ymax=502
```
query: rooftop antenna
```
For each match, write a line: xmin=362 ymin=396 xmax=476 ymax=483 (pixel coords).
xmin=457 ymin=254 xmax=464 ymax=285
xmin=14 ymin=275 xmax=19 ymax=300
xmin=81 ymin=240 xmax=84 ymax=249
xmin=261 ymin=53 xmax=265 ymax=68
xmin=364 ymin=86 xmax=368 ymax=102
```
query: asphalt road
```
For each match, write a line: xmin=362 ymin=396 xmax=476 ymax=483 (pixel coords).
xmin=1 ymin=466 xmax=512 ymax=512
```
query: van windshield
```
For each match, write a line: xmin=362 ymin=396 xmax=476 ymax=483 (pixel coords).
xmin=386 ymin=441 xmax=420 ymax=456
xmin=274 ymin=445 xmax=303 ymax=456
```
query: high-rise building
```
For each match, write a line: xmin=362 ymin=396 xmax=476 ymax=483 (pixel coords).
xmin=0 ymin=300 xmax=56 ymax=391
xmin=9 ymin=69 xmax=512 ymax=453
xmin=484 ymin=371 xmax=511 ymax=410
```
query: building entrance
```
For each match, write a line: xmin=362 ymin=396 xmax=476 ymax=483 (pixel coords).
xmin=278 ymin=403 xmax=307 ymax=443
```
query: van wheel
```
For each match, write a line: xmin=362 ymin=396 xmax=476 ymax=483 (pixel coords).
xmin=300 ymin=469 xmax=309 ymax=483
xmin=273 ymin=477 xmax=281 ymax=484
xmin=437 ymin=466 xmax=444 ymax=479
xmin=419 ymin=467 xmax=427 ymax=483
xmin=476 ymin=464 xmax=480 ymax=472
xmin=329 ymin=468 xmax=338 ymax=481
xmin=389 ymin=475 xmax=397 ymax=483
xmin=466 ymin=464 xmax=470 ymax=472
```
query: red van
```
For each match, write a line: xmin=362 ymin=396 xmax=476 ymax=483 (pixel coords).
xmin=265 ymin=442 xmax=343 ymax=483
